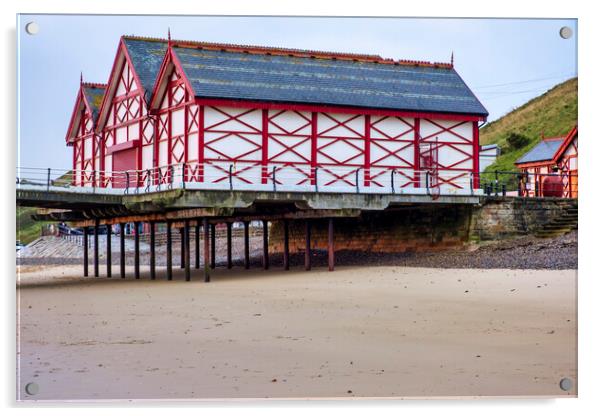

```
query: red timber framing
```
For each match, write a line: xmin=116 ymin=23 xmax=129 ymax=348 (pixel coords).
xmin=70 ymin=39 xmax=487 ymax=194
xmin=515 ymin=126 xmax=578 ymax=198
xmin=554 ymin=126 xmax=578 ymax=198
xmin=65 ymin=82 xmax=105 ymax=187
xmin=418 ymin=119 xmax=476 ymax=190
xmin=94 ymin=37 xmax=156 ymax=188
xmin=368 ymin=115 xmax=416 ymax=188
xmin=148 ymin=43 xmax=482 ymax=193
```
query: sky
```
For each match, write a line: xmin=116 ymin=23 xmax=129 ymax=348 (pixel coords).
xmin=17 ymin=15 xmax=577 ymax=170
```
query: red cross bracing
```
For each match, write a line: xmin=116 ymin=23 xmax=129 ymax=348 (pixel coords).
xmin=64 ymin=36 xmax=487 ymax=195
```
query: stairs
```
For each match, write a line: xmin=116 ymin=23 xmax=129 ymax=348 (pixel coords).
xmin=18 ymin=236 xmax=85 ymax=259
xmin=535 ymin=202 xmax=578 ymax=238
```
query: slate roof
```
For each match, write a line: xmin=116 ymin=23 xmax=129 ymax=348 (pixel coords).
xmin=81 ymin=84 xmax=106 ymax=122
xmin=515 ymin=138 xmax=564 ymax=165
xmin=171 ymin=46 xmax=488 ymax=116
xmin=122 ymin=37 xmax=168 ymax=101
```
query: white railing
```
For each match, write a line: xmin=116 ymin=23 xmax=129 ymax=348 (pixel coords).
xmin=16 ymin=163 xmax=484 ymax=197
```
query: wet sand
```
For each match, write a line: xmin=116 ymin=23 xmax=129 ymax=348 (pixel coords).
xmin=17 ymin=264 xmax=577 ymax=400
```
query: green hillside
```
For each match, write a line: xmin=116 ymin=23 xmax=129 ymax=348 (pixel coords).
xmin=17 ymin=171 xmax=73 ymax=245
xmin=480 ymin=77 xmax=577 ymax=174
xmin=17 ymin=206 xmax=50 ymax=245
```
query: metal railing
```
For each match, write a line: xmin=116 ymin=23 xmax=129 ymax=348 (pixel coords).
xmin=17 ymin=162 xmax=486 ymax=197
xmin=479 ymin=170 xmax=578 ymax=198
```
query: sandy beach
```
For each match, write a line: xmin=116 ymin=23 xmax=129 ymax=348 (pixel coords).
xmin=16 ymin=263 xmax=577 ymax=400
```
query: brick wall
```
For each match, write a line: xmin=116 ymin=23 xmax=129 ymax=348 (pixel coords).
xmin=269 ymin=205 xmax=473 ymax=254
xmin=268 ymin=197 xmax=576 ymax=254
xmin=470 ymin=197 xmax=576 ymax=241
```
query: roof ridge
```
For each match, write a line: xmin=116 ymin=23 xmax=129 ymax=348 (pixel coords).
xmin=122 ymin=35 xmax=453 ymax=69
xmin=82 ymin=82 xmax=107 ymax=89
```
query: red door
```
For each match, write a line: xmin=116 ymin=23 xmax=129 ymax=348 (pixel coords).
xmin=112 ymin=148 xmax=137 ymax=188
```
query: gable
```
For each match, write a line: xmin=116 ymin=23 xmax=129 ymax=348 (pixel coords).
xmin=150 ymin=46 xmax=195 ymax=111
xmin=96 ymin=38 xmax=167 ymax=131
xmin=515 ymin=138 xmax=563 ymax=166
xmin=65 ymin=87 xmax=95 ymax=143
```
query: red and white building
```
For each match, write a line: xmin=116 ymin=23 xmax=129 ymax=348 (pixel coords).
xmin=66 ymin=36 xmax=489 ymax=196
xmin=65 ymin=81 xmax=106 ymax=187
xmin=515 ymin=125 xmax=578 ymax=198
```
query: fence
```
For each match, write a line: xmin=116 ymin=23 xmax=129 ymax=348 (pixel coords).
xmin=479 ymin=170 xmax=578 ymax=198
xmin=16 ymin=163 xmax=482 ymax=197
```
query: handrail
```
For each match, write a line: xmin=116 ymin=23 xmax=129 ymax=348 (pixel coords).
xmin=15 ymin=163 xmax=578 ymax=199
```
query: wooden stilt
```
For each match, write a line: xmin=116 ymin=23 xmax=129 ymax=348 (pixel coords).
xmin=305 ymin=220 xmax=311 ymax=271
xmin=283 ymin=219 xmax=290 ymax=271
xmin=119 ymin=223 xmax=125 ymax=279
xmin=93 ymin=220 xmax=99 ymax=277
xmin=328 ymin=218 xmax=335 ymax=272
xmin=204 ymin=218 xmax=210 ymax=282
xmin=262 ymin=219 xmax=269 ymax=270
xmin=226 ymin=222 xmax=232 ymax=269
xmin=134 ymin=221 xmax=140 ymax=279
xmin=180 ymin=227 xmax=185 ymax=269
xmin=166 ymin=221 xmax=173 ymax=281
xmin=184 ymin=220 xmax=191 ymax=281
xmin=195 ymin=220 xmax=200 ymax=269
xmin=150 ymin=221 xmax=156 ymax=280
xmin=210 ymin=224 xmax=216 ymax=269
xmin=244 ymin=221 xmax=250 ymax=270
xmin=83 ymin=226 xmax=89 ymax=277
xmin=106 ymin=224 xmax=112 ymax=278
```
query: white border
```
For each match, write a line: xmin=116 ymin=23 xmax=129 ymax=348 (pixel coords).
xmin=4 ymin=1 xmax=600 ymax=414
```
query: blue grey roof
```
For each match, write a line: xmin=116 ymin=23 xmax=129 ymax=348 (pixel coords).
xmin=122 ymin=38 xmax=168 ymax=102
xmin=82 ymin=85 xmax=106 ymax=122
xmin=173 ymin=46 xmax=488 ymax=116
xmin=516 ymin=138 xmax=563 ymax=164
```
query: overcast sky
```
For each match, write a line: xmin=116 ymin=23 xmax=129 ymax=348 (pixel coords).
xmin=17 ymin=15 xmax=577 ymax=169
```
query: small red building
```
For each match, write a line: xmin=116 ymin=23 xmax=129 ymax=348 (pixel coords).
xmin=515 ymin=126 xmax=578 ymax=198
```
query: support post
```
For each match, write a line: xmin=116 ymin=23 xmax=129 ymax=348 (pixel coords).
xmin=119 ymin=223 xmax=125 ymax=279
xmin=305 ymin=220 xmax=311 ymax=271
xmin=106 ymin=224 xmax=112 ymax=278
xmin=180 ymin=227 xmax=185 ymax=268
xmin=149 ymin=221 xmax=156 ymax=280
xmin=210 ymin=224 xmax=216 ymax=269
xmin=283 ymin=219 xmax=290 ymax=271
xmin=166 ymin=221 xmax=173 ymax=281
xmin=83 ymin=226 xmax=89 ymax=277
xmin=134 ymin=221 xmax=140 ymax=279
xmin=262 ymin=219 xmax=269 ymax=270
xmin=244 ymin=221 xmax=250 ymax=270
xmin=203 ymin=218 xmax=210 ymax=282
xmin=195 ymin=220 xmax=200 ymax=269
xmin=226 ymin=222 xmax=232 ymax=269
xmin=184 ymin=220 xmax=191 ymax=281
xmin=328 ymin=218 xmax=335 ymax=272
xmin=93 ymin=220 xmax=99 ymax=277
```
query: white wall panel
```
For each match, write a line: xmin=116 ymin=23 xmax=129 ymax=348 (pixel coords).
xmin=171 ymin=108 xmax=185 ymax=136
xmin=84 ymin=137 xmax=92 ymax=158
xmin=142 ymin=145 xmax=153 ymax=169
xmin=187 ymin=134 xmax=198 ymax=162
xmin=204 ymin=106 xmax=262 ymax=133
xmin=127 ymin=123 xmax=138 ymax=141
xmin=159 ymin=141 xmax=168 ymax=166
xmin=116 ymin=126 xmax=127 ymax=144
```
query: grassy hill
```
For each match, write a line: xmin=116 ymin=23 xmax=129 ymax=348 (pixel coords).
xmin=480 ymin=77 xmax=577 ymax=174
xmin=17 ymin=171 xmax=73 ymax=245
xmin=17 ymin=206 xmax=51 ymax=245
